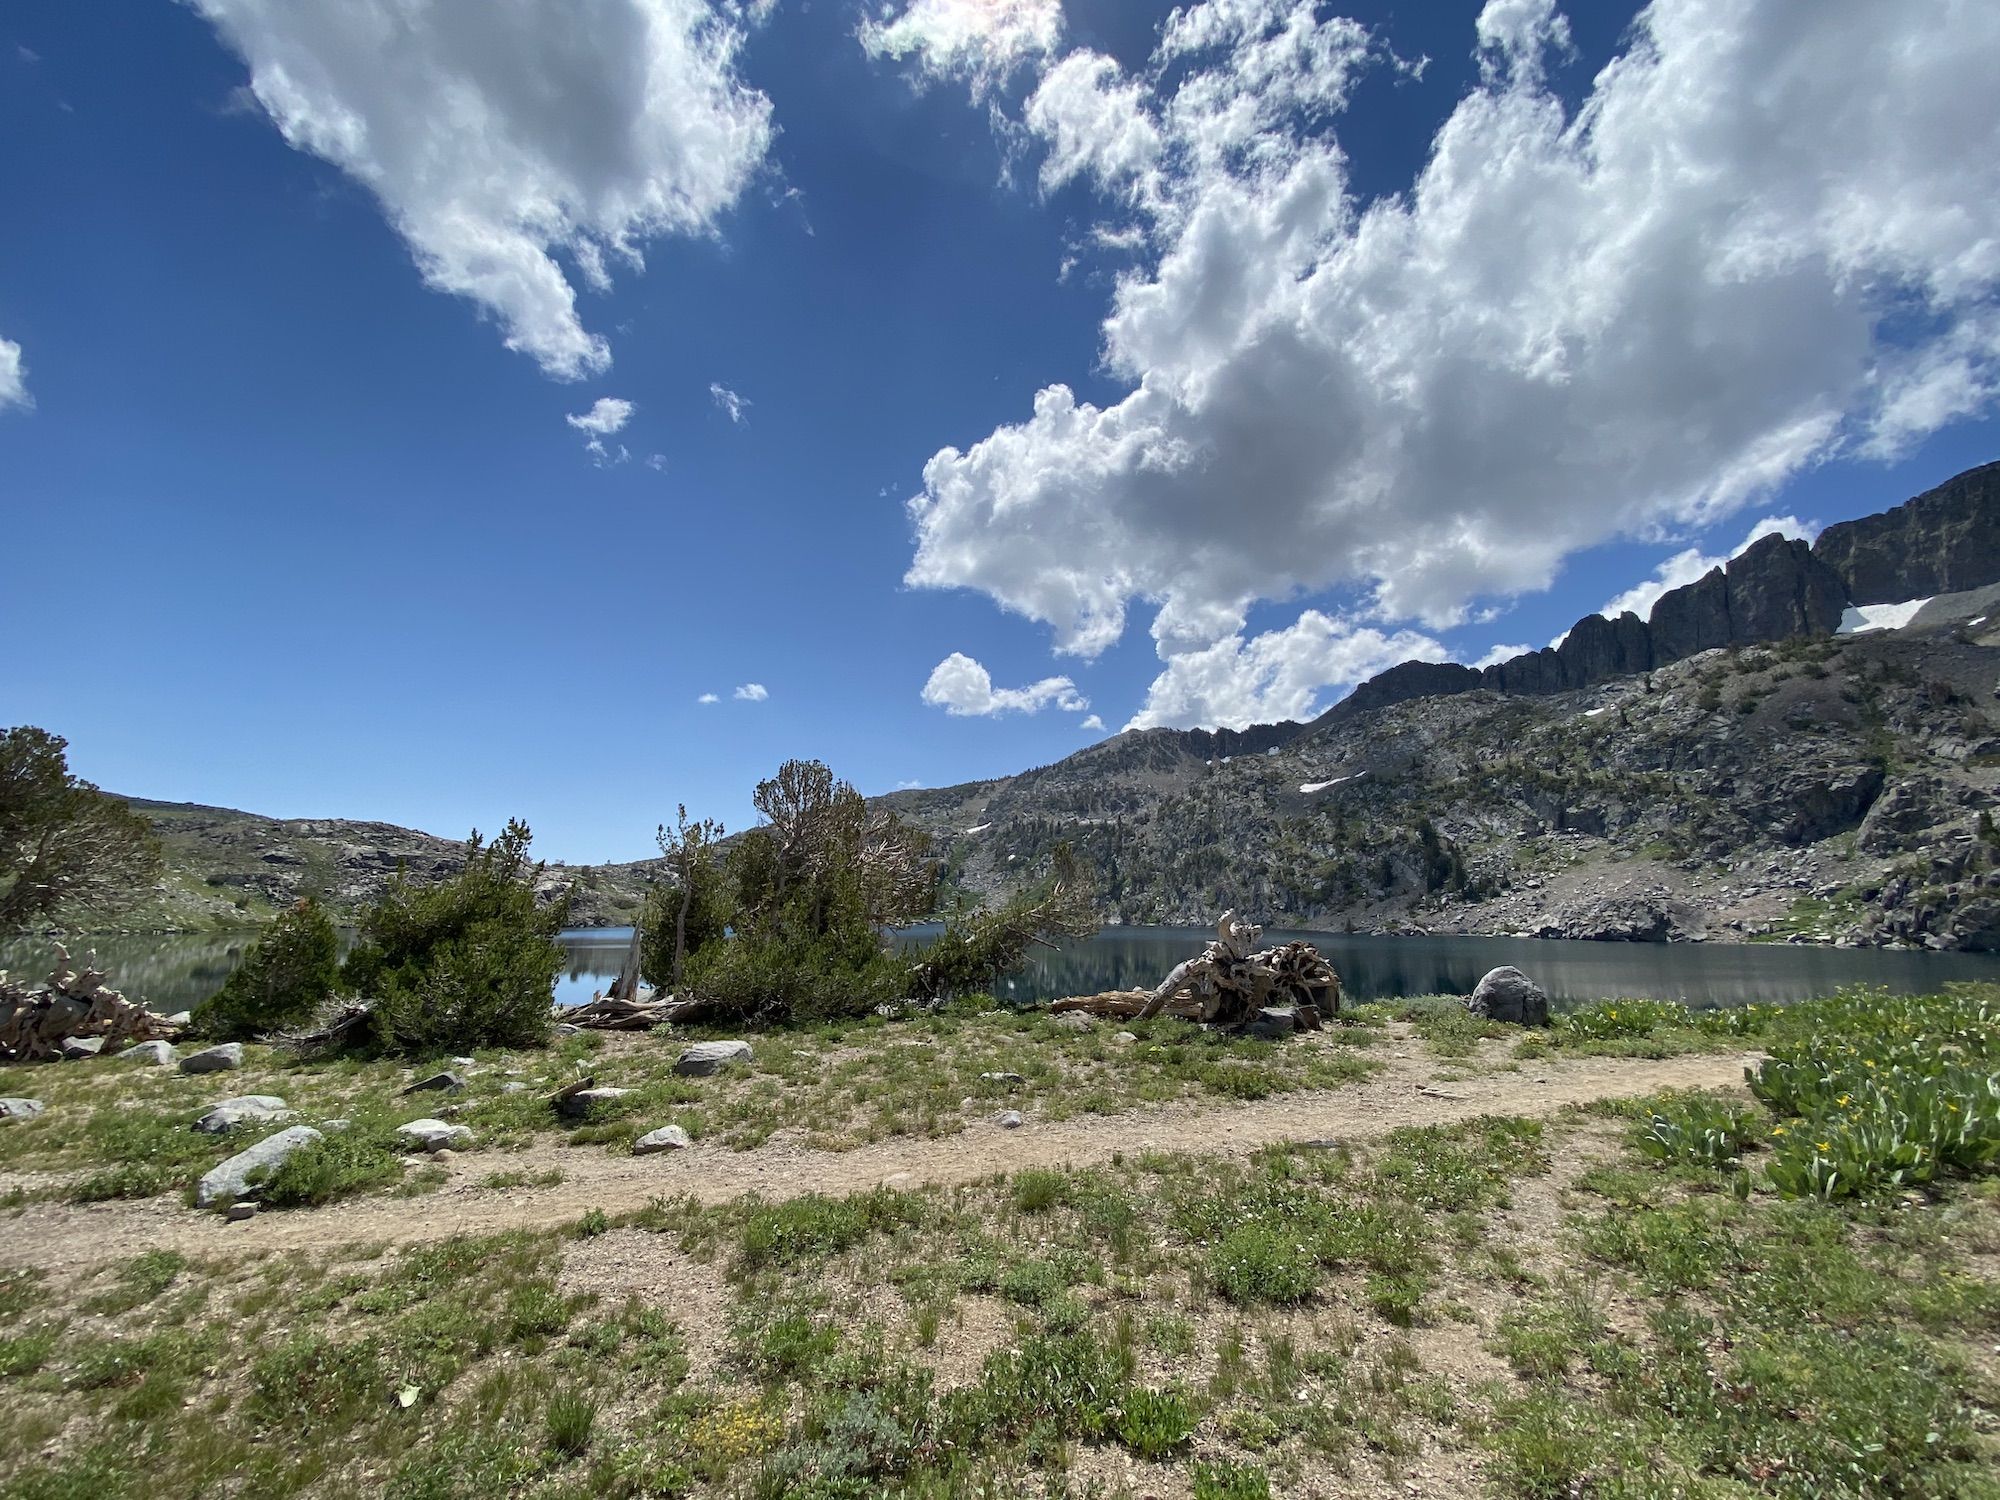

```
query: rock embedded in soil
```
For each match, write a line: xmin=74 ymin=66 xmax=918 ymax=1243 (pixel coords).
xmin=401 ymin=1071 xmax=467 ymax=1096
xmin=1247 ymin=1007 xmax=1297 ymax=1040
xmin=193 ymin=1096 xmax=293 ymax=1134
xmin=60 ymin=1036 xmax=103 ymax=1059
xmin=996 ymin=1110 xmax=1025 ymax=1129
xmin=196 ymin=1124 xmax=323 ymax=1208
xmin=226 ymin=1202 xmax=257 ymax=1223
xmin=980 ymin=1071 xmax=1027 ymax=1089
xmin=673 ymin=1040 xmax=753 ymax=1077
xmin=180 ymin=1043 xmax=244 ymax=1075
xmin=0 ymin=1098 xmax=46 ymax=1121
xmin=1466 ymin=966 xmax=1551 ymax=1027
xmin=556 ymin=1086 xmax=635 ymax=1118
xmin=633 ymin=1125 xmax=692 ymax=1155
xmin=397 ymin=1119 xmax=474 ymax=1152
xmin=117 ymin=1040 xmax=178 ymax=1066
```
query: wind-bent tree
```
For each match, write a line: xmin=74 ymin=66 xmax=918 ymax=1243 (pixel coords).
xmin=639 ymin=804 xmax=727 ymax=989
xmin=0 ymin=726 xmax=162 ymax=933
xmin=641 ymin=757 xmax=1099 ymax=1024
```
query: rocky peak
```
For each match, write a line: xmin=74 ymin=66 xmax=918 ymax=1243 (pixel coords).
xmin=1814 ymin=459 xmax=2000 ymax=605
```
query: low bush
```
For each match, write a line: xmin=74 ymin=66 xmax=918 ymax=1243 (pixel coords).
xmin=194 ymin=896 xmax=341 ymax=1039
xmin=340 ymin=820 xmax=568 ymax=1055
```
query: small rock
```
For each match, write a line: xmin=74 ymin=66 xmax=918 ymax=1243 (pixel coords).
xmin=320 ymin=1118 xmax=353 ymax=1132
xmin=396 ymin=1118 xmax=474 ymax=1153
xmin=633 ymin=1125 xmax=692 ymax=1155
xmin=1048 ymin=1012 xmax=1094 ymax=1033
xmin=60 ymin=1036 xmax=103 ymax=1059
xmin=980 ymin=1071 xmax=1027 ymax=1089
xmin=996 ymin=1110 xmax=1025 ymax=1129
xmin=1112 ymin=1031 xmax=1138 ymax=1045
xmin=674 ymin=1040 xmax=753 ymax=1077
xmin=193 ymin=1095 xmax=293 ymax=1134
xmin=196 ymin=1125 xmax=324 ymax=1208
xmin=431 ymin=1148 xmax=456 ymax=1164
xmin=499 ymin=1082 xmax=528 ymax=1095
xmin=450 ymin=1056 xmax=476 ymax=1068
xmin=0 ymin=1098 xmax=47 ymax=1121
xmin=401 ymin=1071 xmax=467 ymax=1096
xmin=179 ymin=1043 xmax=244 ymax=1075
xmin=226 ymin=1202 xmax=258 ymax=1223
xmin=1465 ymin=966 xmax=1551 ymax=1027
xmin=557 ymin=1086 xmax=636 ymax=1118
xmin=117 ymin=1040 xmax=178 ymax=1066
xmin=553 ymin=1023 xmax=582 ymax=1037
xmin=1247 ymin=1007 xmax=1296 ymax=1041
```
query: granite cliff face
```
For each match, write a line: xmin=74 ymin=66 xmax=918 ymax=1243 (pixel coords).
xmin=1815 ymin=460 xmax=2000 ymax=605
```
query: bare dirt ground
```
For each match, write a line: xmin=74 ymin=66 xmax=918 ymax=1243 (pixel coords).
xmin=0 ymin=1041 xmax=1756 ymax=1274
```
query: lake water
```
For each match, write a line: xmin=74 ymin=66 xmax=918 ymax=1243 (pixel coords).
xmin=7 ymin=924 xmax=1998 ymax=1016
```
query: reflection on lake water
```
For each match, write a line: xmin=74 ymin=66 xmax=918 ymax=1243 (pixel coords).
xmin=8 ymin=924 xmax=1999 ymax=1016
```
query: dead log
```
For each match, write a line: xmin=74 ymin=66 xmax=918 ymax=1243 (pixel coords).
xmin=1065 ymin=912 xmax=1341 ymax=1029
xmin=0 ymin=944 xmax=183 ymax=1063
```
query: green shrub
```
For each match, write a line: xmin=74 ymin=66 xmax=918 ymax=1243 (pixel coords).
xmin=1210 ymin=1223 xmax=1318 ymax=1304
xmin=194 ymin=896 xmax=341 ymax=1039
xmin=257 ymin=1127 xmax=405 ymax=1208
xmin=341 ymin=820 xmax=568 ymax=1055
xmin=1116 ymin=1386 xmax=1197 ymax=1457
xmin=1632 ymin=1092 xmax=1763 ymax=1169
xmin=545 ymin=1387 xmax=597 ymax=1456
xmin=1193 ymin=1460 xmax=1271 ymax=1500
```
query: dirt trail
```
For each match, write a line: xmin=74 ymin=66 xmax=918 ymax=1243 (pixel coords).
xmin=2 ymin=1045 xmax=1756 ymax=1274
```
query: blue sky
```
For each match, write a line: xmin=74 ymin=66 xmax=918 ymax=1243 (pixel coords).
xmin=3 ymin=0 xmax=1997 ymax=863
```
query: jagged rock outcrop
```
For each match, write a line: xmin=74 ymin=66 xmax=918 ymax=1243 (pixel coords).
xmin=1814 ymin=459 xmax=2000 ymax=605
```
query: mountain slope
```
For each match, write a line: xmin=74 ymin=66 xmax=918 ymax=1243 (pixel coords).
xmin=100 ymin=800 xmax=656 ymax=933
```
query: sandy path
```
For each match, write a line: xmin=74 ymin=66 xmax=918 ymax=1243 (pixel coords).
xmin=1 ymin=1045 xmax=1755 ymax=1274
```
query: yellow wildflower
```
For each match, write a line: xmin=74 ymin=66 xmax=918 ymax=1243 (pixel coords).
xmin=1816 ymin=1141 xmax=1830 ymax=1152
xmin=1772 ymin=1126 xmax=1787 ymax=1137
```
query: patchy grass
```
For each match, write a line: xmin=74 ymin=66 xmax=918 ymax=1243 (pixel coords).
xmin=3 ymin=985 xmax=1996 ymax=1498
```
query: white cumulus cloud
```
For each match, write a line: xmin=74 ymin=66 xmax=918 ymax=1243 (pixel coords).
xmin=1079 ymin=714 xmax=1105 ymax=732
xmin=892 ymin=0 xmax=2000 ymax=728
xmin=0 ymin=337 xmax=28 ymax=411
xmin=920 ymin=652 xmax=1088 ymax=716
xmin=859 ymin=0 xmax=1061 ymax=93
xmin=1127 ymin=612 xmax=1448 ymax=731
xmin=697 ymin=691 xmax=720 ymax=703
xmin=733 ymin=682 xmax=768 ymax=701
xmin=1599 ymin=515 xmax=1819 ymax=623
xmin=1471 ymin=642 xmax=1533 ymax=670
xmin=190 ymin=0 xmax=774 ymax=379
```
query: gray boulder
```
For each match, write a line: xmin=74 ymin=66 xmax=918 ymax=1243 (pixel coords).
xmin=1247 ymin=1007 xmax=1296 ymax=1040
xmin=396 ymin=1118 xmax=474 ymax=1152
xmin=117 ymin=1040 xmax=178 ymax=1067
xmin=401 ymin=1071 xmax=467 ymax=1096
xmin=60 ymin=1036 xmax=103 ymax=1059
xmin=633 ymin=1124 xmax=692 ymax=1155
xmin=0 ymin=1098 xmax=46 ymax=1121
xmin=980 ymin=1071 xmax=1027 ymax=1089
xmin=556 ymin=1086 xmax=636 ymax=1118
xmin=193 ymin=1096 xmax=293 ymax=1135
xmin=180 ymin=1043 xmax=244 ymax=1075
xmin=196 ymin=1125 xmax=324 ymax=1207
xmin=673 ymin=1040 xmax=753 ymax=1077
xmin=1467 ymin=966 xmax=1551 ymax=1027
xmin=995 ymin=1110 xmax=1025 ymax=1129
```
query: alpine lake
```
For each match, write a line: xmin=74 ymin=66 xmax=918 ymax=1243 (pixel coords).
xmin=7 ymin=923 xmax=1998 ymax=1017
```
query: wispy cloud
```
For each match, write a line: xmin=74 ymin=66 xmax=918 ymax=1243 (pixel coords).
xmin=734 ymin=682 xmax=768 ymax=701
xmin=566 ymin=396 xmax=633 ymax=464
xmin=709 ymin=382 xmax=750 ymax=424
xmin=0 ymin=337 xmax=30 ymax=412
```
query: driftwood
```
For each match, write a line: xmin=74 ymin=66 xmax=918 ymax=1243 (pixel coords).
xmin=564 ymin=993 xmax=685 ymax=1031
xmin=1056 ymin=912 xmax=1340 ymax=1028
xmin=276 ymin=1000 xmax=375 ymax=1059
xmin=0 ymin=944 xmax=181 ymax=1063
